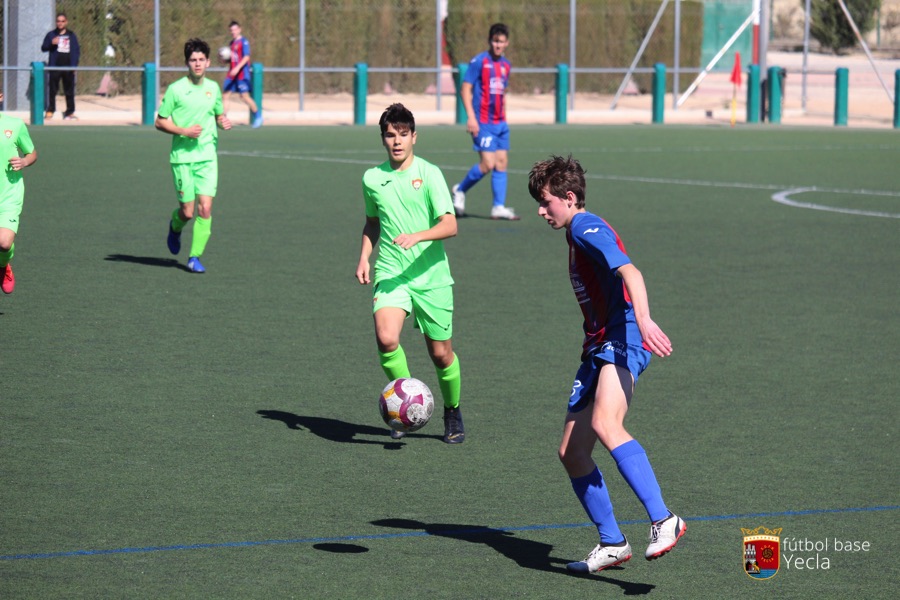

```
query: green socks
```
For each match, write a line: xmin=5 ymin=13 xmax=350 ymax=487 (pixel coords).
xmin=170 ymin=209 xmax=187 ymax=233
xmin=189 ymin=216 xmax=212 ymax=258
xmin=436 ymin=353 xmax=461 ymax=409
xmin=0 ymin=242 xmax=13 ymax=267
xmin=379 ymin=345 xmax=411 ymax=381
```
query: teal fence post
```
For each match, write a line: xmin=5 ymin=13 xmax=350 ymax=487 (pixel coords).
xmin=652 ymin=63 xmax=665 ymax=124
xmin=455 ymin=63 xmax=467 ymax=125
xmin=353 ymin=62 xmax=367 ymax=126
xmin=30 ymin=62 xmax=45 ymax=125
xmin=767 ymin=66 xmax=782 ymax=124
xmin=251 ymin=62 xmax=263 ymax=120
xmin=835 ymin=67 xmax=848 ymax=126
xmin=142 ymin=62 xmax=157 ymax=126
xmin=555 ymin=64 xmax=568 ymax=124
xmin=747 ymin=64 xmax=760 ymax=123
xmin=894 ymin=70 xmax=900 ymax=129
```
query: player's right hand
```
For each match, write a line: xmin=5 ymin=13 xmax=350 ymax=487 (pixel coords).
xmin=466 ymin=116 xmax=480 ymax=137
xmin=184 ymin=124 xmax=203 ymax=138
xmin=355 ymin=262 xmax=370 ymax=285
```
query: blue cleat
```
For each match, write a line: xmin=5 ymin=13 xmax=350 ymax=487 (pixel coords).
xmin=167 ymin=221 xmax=181 ymax=255
xmin=187 ymin=256 xmax=206 ymax=273
xmin=251 ymin=112 xmax=263 ymax=128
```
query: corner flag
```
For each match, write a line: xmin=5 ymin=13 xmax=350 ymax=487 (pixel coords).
xmin=730 ymin=52 xmax=742 ymax=127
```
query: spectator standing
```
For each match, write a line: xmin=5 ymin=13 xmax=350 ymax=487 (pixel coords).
xmin=41 ymin=13 xmax=80 ymax=121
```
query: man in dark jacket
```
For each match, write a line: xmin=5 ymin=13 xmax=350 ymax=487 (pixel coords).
xmin=41 ymin=13 xmax=81 ymax=120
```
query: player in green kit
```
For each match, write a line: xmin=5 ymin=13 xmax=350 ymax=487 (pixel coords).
xmin=356 ymin=103 xmax=465 ymax=444
xmin=0 ymin=91 xmax=38 ymax=295
xmin=156 ymin=38 xmax=231 ymax=273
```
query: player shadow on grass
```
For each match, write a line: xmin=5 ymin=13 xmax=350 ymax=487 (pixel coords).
xmin=256 ymin=409 xmax=443 ymax=447
xmin=105 ymin=254 xmax=190 ymax=271
xmin=371 ymin=518 xmax=655 ymax=593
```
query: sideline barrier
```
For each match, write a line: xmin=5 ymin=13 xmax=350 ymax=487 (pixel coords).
xmin=835 ymin=67 xmax=849 ymax=126
xmin=556 ymin=64 xmax=568 ymax=124
xmin=652 ymin=63 xmax=665 ymax=124
xmin=30 ymin=62 xmax=44 ymax=126
xmin=354 ymin=63 xmax=367 ymax=126
xmin=455 ymin=63 xmax=467 ymax=125
xmin=142 ymin=63 xmax=157 ymax=126
xmin=895 ymin=70 xmax=900 ymax=129
xmin=252 ymin=62 xmax=263 ymax=122
xmin=767 ymin=66 xmax=782 ymax=124
xmin=747 ymin=64 xmax=760 ymax=123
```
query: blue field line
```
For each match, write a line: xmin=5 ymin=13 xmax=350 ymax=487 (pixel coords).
xmin=2 ymin=505 xmax=896 ymax=562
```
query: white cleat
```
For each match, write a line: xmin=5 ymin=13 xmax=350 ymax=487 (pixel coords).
xmin=566 ymin=540 xmax=632 ymax=574
xmin=646 ymin=513 xmax=686 ymax=560
xmin=490 ymin=204 xmax=520 ymax=221
xmin=451 ymin=184 xmax=466 ymax=217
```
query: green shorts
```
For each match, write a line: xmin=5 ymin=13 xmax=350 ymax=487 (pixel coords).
xmin=0 ymin=182 xmax=24 ymax=234
xmin=171 ymin=160 xmax=218 ymax=203
xmin=373 ymin=280 xmax=454 ymax=341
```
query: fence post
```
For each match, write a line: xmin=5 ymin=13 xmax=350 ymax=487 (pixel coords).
xmin=555 ymin=64 xmax=568 ymax=124
xmin=30 ymin=62 xmax=44 ymax=125
xmin=747 ymin=64 xmax=760 ymax=123
xmin=652 ymin=63 xmax=665 ymax=124
xmin=251 ymin=62 xmax=264 ymax=120
xmin=767 ymin=66 xmax=782 ymax=124
xmin=353 ymin=63 xmax=367 ymax=126
xmin=142 ymin=62 xmax=157 ymax=126
xmin=894 ymin=70 xmax=900 ymax=129
xmin=835 ymin=67 xmax=848 ymax=127
xmin=455 ymin=63 xmax=467 ymax=125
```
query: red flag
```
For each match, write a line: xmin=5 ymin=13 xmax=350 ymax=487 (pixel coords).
xmin=730 ymin=52 xmax=742 ymax=86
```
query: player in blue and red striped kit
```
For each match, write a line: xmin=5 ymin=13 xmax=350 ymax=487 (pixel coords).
xmin=451 ymin=23 xmax=518 ymax=221
xmin=528 ymin=155 xmax=685 ymax=575
xmin=223 ymin=21 xmax=262 ymax=128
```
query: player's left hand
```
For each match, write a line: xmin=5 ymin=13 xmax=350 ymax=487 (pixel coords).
xmin=639 ymin=318 xmax=672 ymax=357
xmin=218 ymin=115 xmax=232 ymax=130
xmin=392 ymin=233 xmax=420 ymax=249
xmin=8 ymin=157 xmax=26 ymax=171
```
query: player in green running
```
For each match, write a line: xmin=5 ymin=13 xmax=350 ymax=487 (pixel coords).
xmin=356 ymin=103 xmax=465 ymax=444
xmin=155 ymin=38 xmax=231 ymax=274
xmin=0 ymin=91 xmax=38 ymax=295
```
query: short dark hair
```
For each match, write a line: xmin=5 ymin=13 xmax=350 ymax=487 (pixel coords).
xmin=379 ymin=103 xmax=416 ymax=136
xmin=528 ymin=155 xmax=587 ymax=208
xmin=489 ymin=23 xmax=509 ymax=40
xmin=229 ymin=21 xmax=240 ymax=28
xmin=184 ymin=38 xmax=210 ymax=62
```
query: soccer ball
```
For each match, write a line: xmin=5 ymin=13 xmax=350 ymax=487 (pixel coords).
xmin=379 ymin=377 xmax=434 ymax=433
xmin=217 ymin=46 xmax=231 ymax=63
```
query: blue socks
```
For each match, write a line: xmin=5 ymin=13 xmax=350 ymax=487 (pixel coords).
xmin=571 ymin=467 xmax=625 ymax=545
xmin=457 ymin=163 xmax=485 ymax=193
xmin=611 ymin=440 xmax=669 ymax=522
xmin=490 ymin=170 xmax=507 ymax=207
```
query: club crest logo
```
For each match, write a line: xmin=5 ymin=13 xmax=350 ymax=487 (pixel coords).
xmin=4 ymin=130 xmax=11 ymax=139
xmin=206 ymin=91 xmax=212 ymax=98
xmin=411 ymin=179 xmax=422 ymax=191
xmin=742 ymin=526 xmax=781 ymax=579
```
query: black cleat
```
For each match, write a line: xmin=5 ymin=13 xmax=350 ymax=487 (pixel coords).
xmin=443 ymin=407 xmax=465 ymax=444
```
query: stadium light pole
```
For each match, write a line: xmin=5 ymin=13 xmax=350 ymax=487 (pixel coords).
xmin=2 ymin=0 xmax=7 ymax=109
xmin=569 ymin=0 xmax=576 ymax=110
xmin=802 ymin=0 xmax=810 ymax=111
xmin=673 ymin=0 xmax=681 ymax=110
xmin=435 ymin=0 xmax=442 ymax=111
xmin=299 ymin=0 xmax=306 ymax=111
xmin=154 ymin=0 xmax=160 ymax=114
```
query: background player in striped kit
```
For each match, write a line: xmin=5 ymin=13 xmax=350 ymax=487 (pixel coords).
xmin=451 ymin=23 xmax=519 ymax=221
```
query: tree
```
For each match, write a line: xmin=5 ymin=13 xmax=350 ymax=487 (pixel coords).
xmin=809 ymin=0 xmax=882 ymax=54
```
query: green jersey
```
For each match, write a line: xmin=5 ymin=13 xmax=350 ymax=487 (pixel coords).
xmin=157 ymin=76 xmax=223 ymax=164
xmin=363 ymin=156 xmax=454 ymax=290
xmin=0 ymin=114 xmax=34 ymax=193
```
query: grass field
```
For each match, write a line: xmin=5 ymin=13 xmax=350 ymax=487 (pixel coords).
xmin=1 ymin=122 xmax=898 ymax=599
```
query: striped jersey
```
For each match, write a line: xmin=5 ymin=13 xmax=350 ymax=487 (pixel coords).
xmin=464 ymin=51 xmax=510 ymax=124
xmin=566 ymin=212 xmax=649 ymax=355
xmin=229 ymin=37 xmax=252 ymax=81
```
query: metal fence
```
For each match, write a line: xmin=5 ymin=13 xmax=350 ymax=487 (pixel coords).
xmin=1 ymin=0 xmax=897 ymax=119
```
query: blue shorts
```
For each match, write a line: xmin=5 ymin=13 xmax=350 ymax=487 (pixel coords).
xmin=223 ymin=78 xmax=252 ymax=94
xmin=568 ymin=325 xmax=652 ymax=413
xmin=471 ymin=121 xmax=510 ymax=153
